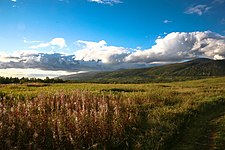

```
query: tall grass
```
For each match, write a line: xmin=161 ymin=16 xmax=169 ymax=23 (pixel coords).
xmin=0 ymin=90 xmax=138 ymax=149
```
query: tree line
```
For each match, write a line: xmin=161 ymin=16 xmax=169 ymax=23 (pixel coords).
xmin=0 ymin=76 xmax=65 ymax=84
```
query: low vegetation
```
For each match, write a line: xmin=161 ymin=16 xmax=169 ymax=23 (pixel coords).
xmin=0 ymin=77 xmax=225 ymax=149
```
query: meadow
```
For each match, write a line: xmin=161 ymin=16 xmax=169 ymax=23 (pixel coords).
xmin=0 ymin=77 xmax=225 ymax=149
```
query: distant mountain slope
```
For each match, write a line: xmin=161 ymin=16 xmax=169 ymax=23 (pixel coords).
xmin=60 ymin=58 xmax=225 ymax=83
xmin=142 ymin=58 xmax=225 ymax=76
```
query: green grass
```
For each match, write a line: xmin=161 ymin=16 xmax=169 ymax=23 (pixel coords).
xmin=170 ymin=96 xmax=225 ymax=150
xmin=1 ymin=77 xmax=225 ymax=149
xmin=214 ymin=114 xmax=225 ymax=149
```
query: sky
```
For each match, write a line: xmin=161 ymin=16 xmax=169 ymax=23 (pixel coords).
xmin=0 ymin=0 xmax=225 ymax=78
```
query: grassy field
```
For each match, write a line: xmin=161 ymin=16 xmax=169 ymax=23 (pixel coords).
xmin=1 ymin=77 xmax=225 ymax=149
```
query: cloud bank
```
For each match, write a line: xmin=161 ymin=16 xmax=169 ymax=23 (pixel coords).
xmin=0 ymin=51 xmax=81 ymax=71
xmin=0 ymin=31 xmax=225 ymax=77
xmin=125 ymin=31 xmax=225 ymax=63
xmin=0 ymin=68 xmax=80 ymax=79
xmin=75 ymin=31 xmax=225 ymax=64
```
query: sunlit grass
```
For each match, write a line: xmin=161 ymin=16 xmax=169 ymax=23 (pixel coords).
xmin=0 ymin=77 xmax=225 ymax=149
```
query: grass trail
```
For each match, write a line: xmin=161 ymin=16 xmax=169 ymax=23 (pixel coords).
xmin=170 ymin=98 xmax=225 ymax=150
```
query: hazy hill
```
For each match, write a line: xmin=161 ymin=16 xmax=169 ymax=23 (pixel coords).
xmin=60 ymin=58 xmax=225 ymax=83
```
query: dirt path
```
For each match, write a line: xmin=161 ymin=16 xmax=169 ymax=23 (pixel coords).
xmin=195 ymin=116 xmax=218 ymax=150
xmin=170 ymin=102 xmax=225 ymax=150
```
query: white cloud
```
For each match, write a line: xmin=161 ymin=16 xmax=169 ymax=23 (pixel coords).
xmin=0 ymin=51 xmax=78 ymax=70
xmin=0 ymin=50 xmax=39 ymax=63
xmin=185 ymin=4 xmax=211 ymax=16
xmin=29 ymin=38 xmax=67 ymax=49
xmin=11 ymin=0 xmax=17 ymax=2
xmin=214 ymin=54 xmax=224 ymax=60
xmin=1 ymin=31 xmax=225 ymax=75
xmin=88 ymin=0 xmax=122 ymax=5
xmin=0 ymin=50 xmax=122 ymax=71
xmin=13 ymin=50 xmax=39 ymax=58
xmin=163 ymin=20 xmax=172 ymax=24
xmin=50 ymin=38 xmax=67 ymax=49
xmin=74 ymin=40 xmax=129 ymax=64
xmin=0 ymin=52 xmax=15 ymax=63
xmin=125 ymin=31 xmax=225 ymax=63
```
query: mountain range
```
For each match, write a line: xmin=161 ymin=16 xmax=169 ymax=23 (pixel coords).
xmin=59 ymin=58 xmax=225 ymax=83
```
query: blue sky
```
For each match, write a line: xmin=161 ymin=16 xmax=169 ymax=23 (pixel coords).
xmin=0 ymin=0 xmax=225 ymax=78
xmin=1 ymin=0 xmax=224 ymax=52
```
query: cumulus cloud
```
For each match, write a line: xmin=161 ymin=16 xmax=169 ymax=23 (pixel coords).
xmin=0 ymin=50 xmax=122 ymax=72
xmin=185 ymin=4 xmax=211 ymax=16
xmin=88 ymin=0 xmax=122 ymax=5
xmin=125 ymin=31 xmax=225 ymax=63
xmin=1 ymin=31 xmax=225 ymax=75
xmin=0 ymin=51 xmax=78 ymax=70
xmin=74 ymin=32 xmax=225 ymax=67
xmin=29 ymin=38 xmax=67 ymax=49
xmin=75 ymin=40 xmax=129 ymax=64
